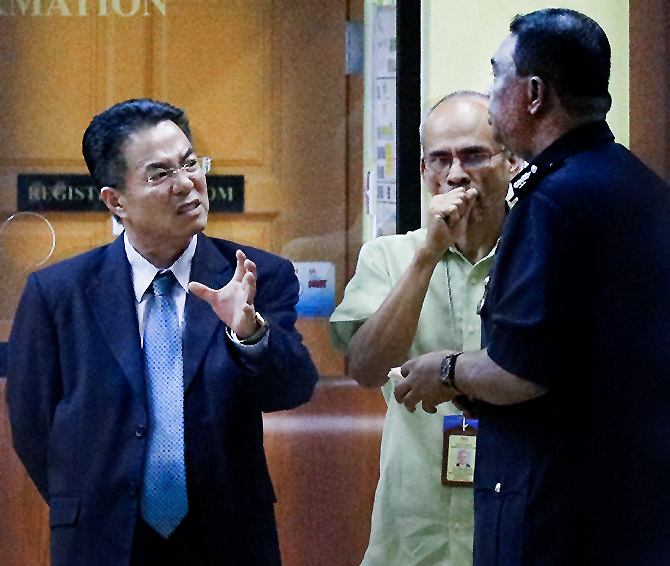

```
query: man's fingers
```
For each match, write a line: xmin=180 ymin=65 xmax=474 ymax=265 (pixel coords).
xmin=244 ymin=258 xmax=257 ymax=277
xmin=463 ymin=188 xmax=478 ymax=214
xmin=401 ymin=391 xmax=419 ymax=413
xmin=394 ymin=380 xmax=419 ymax=413
xmin=445 ymin=206 xmax=461 ymax=224
xmin=399 ymin=360 xmax=414 ymax=378
xmin=448 ymin=189 xmax=479 ymax=226
xmin=188 ymin=281 xmax=217 ymax=304
xmin=243 ymin=259 xmax=258 ymax=303
xmin=429 ymin=192 xmax=463 ymax=215
xmin=232 ymin=249 xmax=247 ymax=281
xmin=422 ymin=402 xmax=437 ymax=414
xmin=242 ymin=271 xmax=257 ymax=304
xmin=429 ymin=188 xmax=477 ymax=226
xmin=394 ymin=379 xmax=410 ymax=401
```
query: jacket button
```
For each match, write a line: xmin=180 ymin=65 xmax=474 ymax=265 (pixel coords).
xmin=128 ymin=481 xmax=139 ymax=496
xmin=135 ymin=425 xmax=146 ymax=438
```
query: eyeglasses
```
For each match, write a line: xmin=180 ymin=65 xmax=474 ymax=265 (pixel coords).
xmin=146 ymin=156 xmax=212 ymax=186
xmin=423 ymin=150 xmax=502 ymax=174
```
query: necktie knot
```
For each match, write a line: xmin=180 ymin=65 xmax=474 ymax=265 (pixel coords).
xmin=152 ymin=270 xmax=177 ymax=297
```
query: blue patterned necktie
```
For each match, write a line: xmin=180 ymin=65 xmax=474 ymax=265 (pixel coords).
xmin=140 ymin=270 xmax=188 ymax=538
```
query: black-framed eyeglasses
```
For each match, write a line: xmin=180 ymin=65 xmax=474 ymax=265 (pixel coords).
xmin=146 ymin=156 xmax=212 ymax=186
xmin=423 ymin=150 xmax=502 ymax=174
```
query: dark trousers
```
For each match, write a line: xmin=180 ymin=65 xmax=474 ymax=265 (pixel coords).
xmin=130 ymin=512 xmax=208 ymax=566
xmin=131 ymin=467 xmax=209 ymax=566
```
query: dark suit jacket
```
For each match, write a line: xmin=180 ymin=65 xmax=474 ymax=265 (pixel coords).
xmin=7 ymin=233 xmax=319 ymax=566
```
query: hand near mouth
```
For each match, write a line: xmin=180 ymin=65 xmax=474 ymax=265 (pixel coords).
xmin=188 ymin=249 xmax=261 ymax=338
xmin=421 ymin=187 xmax=478 ymax=261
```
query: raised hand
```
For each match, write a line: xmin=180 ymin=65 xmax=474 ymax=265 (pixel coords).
xmin=422 ymin=187 xmax=478 ymax=260
xmin=188 ymin=249 xmax=260 ymax=338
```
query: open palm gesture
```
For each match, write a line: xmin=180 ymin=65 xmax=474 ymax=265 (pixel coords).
xmin=189 ymin=249 xmax=260 ymax=338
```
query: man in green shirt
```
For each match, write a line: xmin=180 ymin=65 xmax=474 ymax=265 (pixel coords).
xmin=330 ymin=91 xmax=519 ymax=565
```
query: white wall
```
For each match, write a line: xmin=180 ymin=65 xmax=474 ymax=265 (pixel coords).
xmin=422 ymin=1 xmax=629 ymax=146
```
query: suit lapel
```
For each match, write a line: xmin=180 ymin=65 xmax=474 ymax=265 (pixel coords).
xmin=183 ymin=234 xmax=233 ymax=393
xmin=86 ymin=236 xmax=146 ymax=403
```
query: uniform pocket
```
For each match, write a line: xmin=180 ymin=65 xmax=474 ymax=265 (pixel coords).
xmin=473 ymin=461 xmax=529 ymax=566
xmin=49 ymin=494 xmax=80 ymax=528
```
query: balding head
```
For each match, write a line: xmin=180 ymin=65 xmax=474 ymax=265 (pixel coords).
xmin=420 ymin=91 xmax=489 ymax=150
xmin=422 ymin=95 xmax=494 ymax=154
xmin=420 ymin=91 xmax=519 ymax=225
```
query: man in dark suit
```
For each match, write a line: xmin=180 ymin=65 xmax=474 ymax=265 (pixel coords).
xmin=7 ymin=99 xmax=319 ymax=566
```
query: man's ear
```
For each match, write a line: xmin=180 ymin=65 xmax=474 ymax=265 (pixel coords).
xmin=100 ymin=187 xmax=125 ymax=219
xmin=419 ymin=157 xmax=426 ymax=180
xmin=527 ymin=76 xmax=547 ymax=115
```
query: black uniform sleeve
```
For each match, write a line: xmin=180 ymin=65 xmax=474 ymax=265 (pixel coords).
xmin=485 ymin=191 xmax=591 ymax=388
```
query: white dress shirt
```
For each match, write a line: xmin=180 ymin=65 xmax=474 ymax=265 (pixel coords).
xmin=123 ymin=233 xmax=269 ymax=352
xmin=124 ymin=233 xmax=195 ymax=344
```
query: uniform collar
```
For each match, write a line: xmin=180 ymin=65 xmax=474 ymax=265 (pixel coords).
xmin=511 ymin=120 xmax=614 ymax=201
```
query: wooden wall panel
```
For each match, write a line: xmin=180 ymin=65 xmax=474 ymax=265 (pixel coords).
xmin=345 ymin=0 xmax=364 ymax=284
xmin=0 ymin=212 xmax=113 ymax=341
xmin=151 ymin=1 xmax=273 ymax=168
xmin=277 ymin=0 xmax=347 ymax=252
xmin=264 ymin=377 xmax=387 ymax=566
xmin=629 ymin=0 xmax=669 ymax=181
xmin=0 ymin=18 xmax=96 ymax=166
xmin=204 ymin=212 xmax=279 ymax=252
xmin=95 ymin=17 xmax=153 ymax=108
xmin=0 ymin=380 xmax=50 ymax=566
xmin=37 ymin=213 xmax=115 ymax=263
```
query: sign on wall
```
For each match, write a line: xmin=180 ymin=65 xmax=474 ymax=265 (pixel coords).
xmin=17 ymin=174 xmax=245 ymax=213
xmin=370 ymin=2 xmax=397 ymax=237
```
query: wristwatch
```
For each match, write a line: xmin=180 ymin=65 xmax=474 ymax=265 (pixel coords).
xmin=239 ymin=311 xmax=268 ymax=345
xmin=254 ymin=310 xmax=268 ymax=331
xmin=439 ymin=352 xmax=464 ymax=393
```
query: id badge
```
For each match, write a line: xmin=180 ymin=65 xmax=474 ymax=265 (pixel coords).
xmin=442 ymin=415 xmax=478 ymax=487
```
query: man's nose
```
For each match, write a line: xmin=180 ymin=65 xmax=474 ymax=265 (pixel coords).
xmin=445 ymin=157 xmax=471 ymax=187
xmin=171 ymin=170 xmax=195 ymax=194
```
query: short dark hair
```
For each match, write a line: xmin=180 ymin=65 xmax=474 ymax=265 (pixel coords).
xmin=510 ymin=9 xmax=611 ymax=116
xmin=82 ymin=99 xmax=192 ymax=189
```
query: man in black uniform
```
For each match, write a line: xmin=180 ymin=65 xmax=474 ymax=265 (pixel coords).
xmin=394 ymin=8 xmax=670 ymax=565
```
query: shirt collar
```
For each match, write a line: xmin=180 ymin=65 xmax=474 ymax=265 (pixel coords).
xmin=510 ymin=120 xmax=614 ymax=201
xmin=447 ymin=239 xmax=498 ymax=267
xmin=532 ymin=119 xmax=614 ymax=169
xmin=124 ymin=233 xmax=197 ymax=302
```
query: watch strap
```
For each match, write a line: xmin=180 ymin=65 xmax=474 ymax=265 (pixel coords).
xmin=439 ymin=351 xmax=464 ymax=393
xmin=238 ymin=311 xmax=268 ymax=345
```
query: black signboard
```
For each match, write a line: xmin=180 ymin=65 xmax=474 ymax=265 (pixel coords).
xmin=17 ymin=174 xmax=245 ymax=213
xmin=18 ymin=174 xmax=104 ymax=211
xmin=206 ymin=175 xmax=244 ymax=212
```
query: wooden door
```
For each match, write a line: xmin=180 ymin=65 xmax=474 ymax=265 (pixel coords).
xmin=0 ymin=2 xmax=385 ymax=565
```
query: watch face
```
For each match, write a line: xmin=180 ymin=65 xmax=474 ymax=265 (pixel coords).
xmin=439 ymin=355 xmax=453 ymax=385
xmin=255 ymin=311 xmax=267 ymax=327
xmin=440 ymin=353 xmax=463 ymax=391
